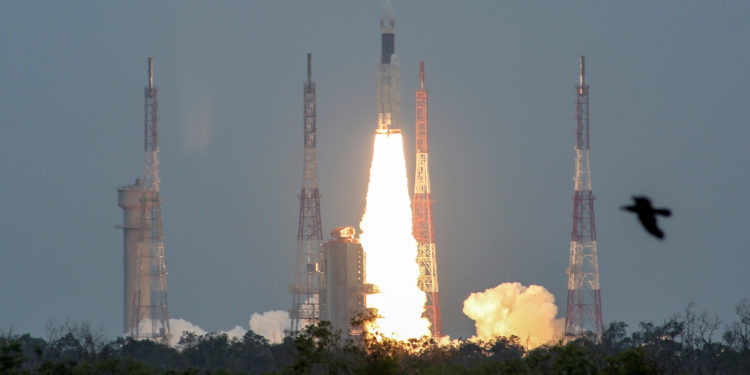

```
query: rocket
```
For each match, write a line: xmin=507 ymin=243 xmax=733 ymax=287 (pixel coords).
xmin=377 ymin=0 xmax=401 ymax=134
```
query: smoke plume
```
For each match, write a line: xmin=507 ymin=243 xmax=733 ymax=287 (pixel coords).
xmin=249 ymin=310 xmax=289 ymax=344
xmin=168 ymin=319 xmax=245 ymax=346
xmin=169 ymin=318 xmax=207 ymax=345
xmin=462 ymin=282 xmax=564 ymax=348
xmin=134 ymin=311 xmax=287 ymax=347
xmin=223 ymin=325 xmax=247 ymax=340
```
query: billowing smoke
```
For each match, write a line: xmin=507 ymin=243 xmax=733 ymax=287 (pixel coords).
xmin=169 ymin=319 xmax=245 ymax=344
xmin=463 ymin=282 xmax=564 ymax=348
xmin=134 ymin=311 xmax=288 ymax=347
xmin=249 ymin=310 xmax=290 ymax=344
xmin=223 ymin=325 xmax=248 ymax=341
xmin=130 ymin=318 xmax=207 ymax=347
xmin=169 ymin=318 xmax=207 ymax=344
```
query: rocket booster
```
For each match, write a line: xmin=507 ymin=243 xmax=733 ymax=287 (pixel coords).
xmin=377 ymin=0 xmax=401 ymax=133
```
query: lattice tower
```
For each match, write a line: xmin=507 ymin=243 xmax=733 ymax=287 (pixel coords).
xmin=133 ymin=57 xmax=170 ymax=344
xmin=565 ymin=56 xmax=604 ymax=339
xmin=413 ymin=61 xmax=443 ymax=337
xmin=290 ymin=53 xmax=326 ymax=334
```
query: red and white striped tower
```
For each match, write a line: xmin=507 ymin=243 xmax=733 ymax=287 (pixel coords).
xmin=413 ymin=61 xmax=443 ymax=337
xmin=565 ymin=56 xmax=604 ymax=339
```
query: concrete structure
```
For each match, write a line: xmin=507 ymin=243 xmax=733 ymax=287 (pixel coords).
xmin=323 ymin=227 xmax=374 ymax=335
xmin=289 ymin=53 xmax=326 ymax=334
xmin=376 ymin=0 xmax=401 ymax=133
xmin=565 ymin=56 xmax=604 ymax=339
xmin=412 ymin=61 xmax=443 ymax=337
xmin=117 ymin=178 xmax=149 ymax=336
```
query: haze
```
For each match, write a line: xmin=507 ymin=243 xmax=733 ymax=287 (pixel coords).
xmin=1 ymin=1 xmax=749 ymax=340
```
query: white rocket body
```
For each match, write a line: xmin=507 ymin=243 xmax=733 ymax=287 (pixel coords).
xmin=377 ymin=0 xmax=400 ymax=133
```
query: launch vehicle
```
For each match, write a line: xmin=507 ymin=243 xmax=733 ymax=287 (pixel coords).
xmin=377 ymin=0 xmax=400 ymax=134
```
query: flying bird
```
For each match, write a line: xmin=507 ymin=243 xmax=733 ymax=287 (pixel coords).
xmin=621 ymin=196 xmax=671 ymax=239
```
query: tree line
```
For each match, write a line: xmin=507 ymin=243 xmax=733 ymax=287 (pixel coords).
xmin=3 ymin=300 xmax=750 ymax=374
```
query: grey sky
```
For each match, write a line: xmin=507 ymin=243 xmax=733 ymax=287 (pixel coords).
xmin=1 ymin=1 xmax=749 ymax=339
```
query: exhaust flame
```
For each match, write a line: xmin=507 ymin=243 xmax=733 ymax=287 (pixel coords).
xmin=463 ymin=282 xmax=564 ymax=348
xmin=360 ymin=132 xmax=431 ymax=340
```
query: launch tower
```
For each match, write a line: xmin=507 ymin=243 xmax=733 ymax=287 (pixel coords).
xmin=118 ymin=58 xmax=170 ymax=344
xmin=412 ymin=61 xmax=443 ymax=337
xmin=289 ymin=53 xmax=326 ymax=334
xmin=565 ymin=56 xmax=604 ymax=339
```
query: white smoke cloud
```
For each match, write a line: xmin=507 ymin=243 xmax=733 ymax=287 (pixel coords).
xmin=133 ymin=310 xmax=289 ymax=347
xmin=249 ymin=310 xmax=289 ymax=344
xmin=222 ymin=325 xmax=248 ymax=341
xmin=128 ymin=318 xmax=206 ymax=347
xmin=168 ymin=320 xmax=247 ymax=347
xmin=169 ymin=318 xmax=207 ymax=345
xmin=463 ymin=282 xmax=564 ymax=348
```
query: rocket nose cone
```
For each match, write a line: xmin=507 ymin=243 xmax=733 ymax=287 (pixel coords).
xmin=381 ymin=0 xmax=395 ymax=27
xmin=382 ymin=0 xmax=394 ymax=16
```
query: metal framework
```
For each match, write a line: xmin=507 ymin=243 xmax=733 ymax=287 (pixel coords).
xmin=412 ymin=61 xmax=443 ymax=337
xmin=132 ymin=57 xmax=170 ymax=344
xmin=565 ymin=56 xmax=604 ymax=339
xmin=290 ymin=53 xmax=326 ymax=334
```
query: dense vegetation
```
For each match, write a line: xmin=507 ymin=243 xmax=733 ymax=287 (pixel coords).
xmin=3 ymin=301 xmax=750 ymax=374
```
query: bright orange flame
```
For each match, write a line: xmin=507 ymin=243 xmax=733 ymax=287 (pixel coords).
xmin=360 ymin=132 xmax=431 ymax=340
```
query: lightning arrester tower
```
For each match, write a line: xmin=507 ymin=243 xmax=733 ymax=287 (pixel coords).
xmin=290 ymin=53 xmax=326 ymax=334
xmin=565 ymin=56 xmax=604 ymax=339
xmin=119 ymin=58 xmax=170 ymax=345
xmin=413 ymin=61 xmax=443 ymax=337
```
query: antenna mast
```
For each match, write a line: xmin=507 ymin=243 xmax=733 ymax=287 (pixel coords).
xmin=130 ymin=57 xmax=171 ymax=344
xmin=565 ymin=56 xmax=604 ymax=339
xmin=290 ymin=53 xmax=326 ymax=334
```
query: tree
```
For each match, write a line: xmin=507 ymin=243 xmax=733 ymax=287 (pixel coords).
xmin=0 ymin=340 xmax=27 ymax=374
xmin=117 ymin=336 xmax=184 ymax=371
xmin=288 ymin=321 xmax=357 ymax=375
xmin=550 ymin=343 xmax=598 ymax=375
xmin=603 ymin=347 xmax=660 ymax=375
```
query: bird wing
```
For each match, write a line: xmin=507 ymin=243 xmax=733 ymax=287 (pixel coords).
xmin=638 ymin=212 xmax=665 ymax=239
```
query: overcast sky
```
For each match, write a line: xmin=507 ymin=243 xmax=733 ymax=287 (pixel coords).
xmin=1 ymin=1 xmax=749 ymax=340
